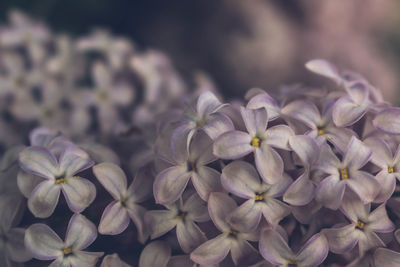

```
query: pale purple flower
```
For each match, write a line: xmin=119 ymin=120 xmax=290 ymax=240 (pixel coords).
xmin=323 ymin=194 xmax=394 ymax=256
xmin=19 ymin=145 xmax=96 ymax=218
xmin=315 ymin=136 xmax=379 ymax=209
xmin=145 ymin=192 xmax=209 ymax=253
xmin=0 ymin=194 xmax=32 ymax=266
xmin=259 ymin=229 xmax=328 ymax=267
xmin=171 ymin=91 xmax=233 ymax=147
xmin=24 ymin=214 xmax=103 ymax=267
xmin=364 ymin=136 xmax=400 ymax=202
xmin=283 ymin=135 xmax=320 ymax=206
xmin=154 ymin=132 xmax=222 ymax=204
xmin=214 ymin=106 xmax=294 ymax=184
xmin=100 ymin=253 xmax=130 ymax=267
xmin=93 ymin=162 xmax=151 ymax=243
xmin=281 ymin=99 xmax=355 ymax=152
xmin=139 ymin=241 xmax=171 ymax=267
xmin=190 ymin=192 xmax=260 ymax=266
xmin=221 ymin=160 xmax=291 ymax=232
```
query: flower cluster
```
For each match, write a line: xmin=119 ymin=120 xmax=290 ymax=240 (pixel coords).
xmin=1 ymin=10 xmax=400 ymax=267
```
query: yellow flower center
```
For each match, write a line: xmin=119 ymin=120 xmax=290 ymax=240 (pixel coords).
xmin=340 ymin=168 xmax=349 ymax=180
xmin=55 ymin=174 xmax=67 ymax=185
xmin=287 ymin=259 xmax=298 ymax=266
xmin=255 ymin=193 xmax=264 ymax=201
xmin=63 ymin=247 xmax=72 ymax=255
xmin=388 ymin=167 xmax=394 ymax=173
xmin=251 ymin=137 xmax=261 ymax=147
xmin=356 ymin=220 xmax=365 ymax=230
xmin=176 ymin=210 xmax=188 ymax=221
xmin=197 ymin=120 xmax=205 ymax=127
xmin=317 ymin=125 xmax=325 ymax=136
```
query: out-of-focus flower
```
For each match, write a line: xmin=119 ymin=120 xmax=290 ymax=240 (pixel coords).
xmin=24 ymin=214 xmax=103 ymax=266
xmin=0 ymin=194 xmax=31 ymax=266
xmin=93 ymin=162 xmax=151 ymax=243
xmin=19 ymin=144 xmax=96 ymax=218
xmin=100 ymin=253 xmax=131 ymax=267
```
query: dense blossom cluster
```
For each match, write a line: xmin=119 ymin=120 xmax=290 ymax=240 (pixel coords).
xmin=1 ymin=11 xmax=400 ymax=267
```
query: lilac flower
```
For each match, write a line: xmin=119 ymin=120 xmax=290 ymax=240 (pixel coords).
xmin=283 ymin=135 xmax=320 ymax=206
xmin=0 ymin=194 xmax=32 ymax=266
xmin=154 ymin=132 xmax=222 ymax=204
xmin=190 ymin=192 xmax=260 ymax=266
xmin=259 ymin=229 xmax=328 ymax=267
xmin=100 ymin=253 xmax=130 ymax=267
xmin=139 ymin=241 xmax=171 ymax=267
xmin=221 ymin=160 xmax=291 ymax=232
xmin=315 ymin=136 xmax=379 ymax=209
xmin=145 ymin=192 xmax=209 ymax=253
xmin=364 ymin=136 xmax=400 ymax=202
xmin=93 ymin=162 xmax=151 ymax=243
xmin=214 ymin=106 xmax=294 ymax=184
xmin=281 ymin=99 xmax=354 ymax=152
xmin=19 ymin=144 xmax=96 ymax=218
xmin=24 ymin=214 xmax=103 ymax=266
xmin=171 ymin=91 xmax=233 ymax=146
xmin=323 ymin=194 xmax=394 ymax=256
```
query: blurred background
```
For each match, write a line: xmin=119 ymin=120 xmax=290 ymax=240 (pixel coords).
xmin=1 ymin=0 xmax=400 ymax=102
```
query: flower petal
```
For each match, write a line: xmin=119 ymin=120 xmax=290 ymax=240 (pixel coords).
xmin=346 ymin=171 xmax=379 ymax=204
xmin=358 ymin=231 xmax=385 ymax=256
xmin=261 ymin=198 xmax=291 ymax=226
xmin=5 ymin=228 xmax=32 ymax=262
xmin=190 ymin=234 xmax=232 ymax=265
xmin=367 ymin=204 xmax=395 ymax=233
xmin=247 ymin=93 xmax=281 ymax=121
xmin=281 ymin=100 xmax=320 ymax=129
xmin=17 ymin=170 xmax=45 ymax=198
xmin=176 ymin=221 xmax=207 ymax=253
xmin=364 ymin=136 xmax=393 ymax=168
xmin=197 ymin=91 xmax=224 ymax=115
xmin=69 ymin=251 xmax=104 ymax=266
xmin=213 ymin=131 xmax=253 ymax=160
xmin=139 ymin=241 xmax=170 ymax=267
xmin=255 ymin=144 xmax=283 ymax=184
xmin=153 ymin=166 xmax=191 ymax=205
xmin=58 ymin=145 xmax=94 ymax=177
xmin=323 ymin=224 xmax=359 ymax=254
xmin=283 ymin=171 xmax=316 ymax=206
xmin=373 ymin=172 xmax=396 ymax=203
xmin=240 ymin=106 xmax=268 ymax=137
xmin=203 ymin=113 xmax=234 ymax=140
xmin=259 ymin=229 xmax=293 ymax=265
xmin=93 ymin=162 xmax=127 ymax=200
xmin=98 ymin=200 xmax=130 ymax=235
xmin=230 ymin=239 xmax=259 ymax=266
xmin=100 ymin=253 xmax=130 ymax=267
xmin=126 ymin=166 xmax=153 ymax=203
xmin=65 ymin=214 xmax=97 ymax=250
xmin=374 ymin=248 xmax=400 ymax=267
xmin=61 ymin=177 xmax=96 ymax=213
xmin=315 ymin=175 xmax=345 ymax=210
xmin=19 ymin=146 xmax=57 ymax=180
xmin=208 ymin=192 xmax=237 ymax=232
xmin=189 ymin=131 xmax=216 ymax=165
xmin=221 ymin=161 xmax=261 ymax=199
xmin=305 ymin=59 xmax=341 ymax=84
xmin=145 ymin=210 xmax=177 ymax=239
xmin=182 ymin=193 xmax=210 ymax=222
xmin=28 ymin=180 xmax=61 ymax=218
xmin=229 ymin=199 xmax=262 ymax=232
xmin=373 ymin=107 xmax=400 ymax=135
xmin=126 ymin=203 xmax=148 ymax=243
xmin=191 ymin=166 xmax=222 ymax=201
xmin=296 ymin=233 xmax=329 ymax=267
xmin=332 ymin=96 xmax=368 ymax=127
xmin=265 ymin=125 xmax=294 ymax=150
xmin=289 ymin=135 xmax=320 ymax=167
xmin=343 ymin=137 xmax=372 ymax=170
xmin=25 ymin=223 xmax=63 ymax=260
